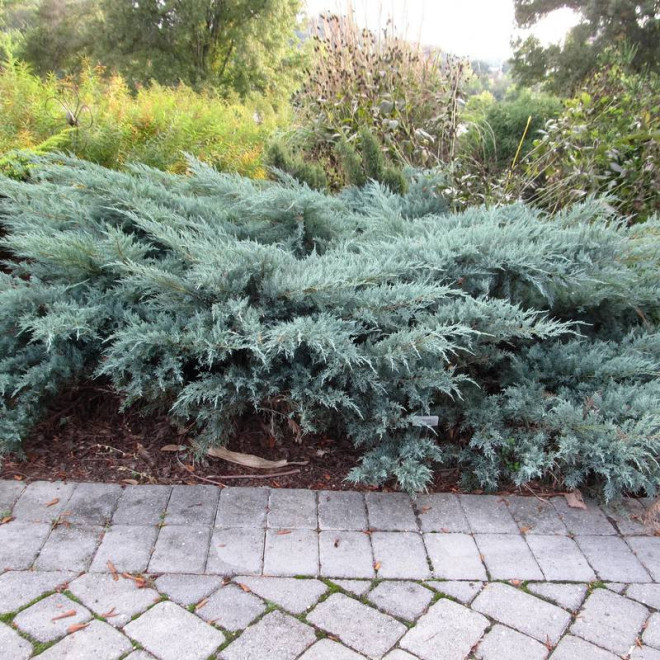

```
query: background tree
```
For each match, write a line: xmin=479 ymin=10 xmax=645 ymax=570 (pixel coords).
xmin=99 ymin=0 xmax=304 ymax=97
xmin=17 ymin=0 xmax=98 ymax=75
xmin=511 ymin=0 xmax=660 ymax=93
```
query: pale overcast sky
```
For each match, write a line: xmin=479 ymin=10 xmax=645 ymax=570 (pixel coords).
xmin=303 ymin=0 xmax=579 ymax=62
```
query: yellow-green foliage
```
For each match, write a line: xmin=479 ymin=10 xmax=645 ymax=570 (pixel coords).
xmin=0 ymin=60 xmax=288 ymax=177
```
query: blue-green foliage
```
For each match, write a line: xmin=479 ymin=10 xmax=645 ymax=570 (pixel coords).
xmin=0 ymin=155 xmax=658 ymax=499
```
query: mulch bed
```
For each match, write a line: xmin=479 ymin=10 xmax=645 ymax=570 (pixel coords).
xmin=1 ymin=382 xmax=557 ymax=497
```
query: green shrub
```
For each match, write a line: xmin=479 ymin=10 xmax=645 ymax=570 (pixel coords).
xmin=462 ymin=89 xmax=562 ymax=171
xmin=0 ymin=60 xmax=287 ymax=177
xmin=0 ymin=156 xmax=658 ymax=499
xmin=520 ymin=58 xmax=660 ymax=221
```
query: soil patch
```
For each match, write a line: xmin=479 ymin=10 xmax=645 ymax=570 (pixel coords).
xmin=0 ymin=382 xmax=555 ymax=497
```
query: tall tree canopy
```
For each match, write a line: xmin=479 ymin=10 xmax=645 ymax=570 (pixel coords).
xmin=511 ymin=0 xmax=660 ymax=93
xmin=8 ymin=0 xmax=304 ymax=97
xmin=100 ymin=0 xmax=303 ymax=95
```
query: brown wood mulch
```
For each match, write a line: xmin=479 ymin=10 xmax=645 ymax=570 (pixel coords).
xmin=0 ymin=382 xmax=561 ymax=497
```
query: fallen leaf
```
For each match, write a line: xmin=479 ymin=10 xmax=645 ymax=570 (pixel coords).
xmin=160 ymin=444 xmax=186 ymax=452
xmin=222 ymin=577 xmax=231 ymax=585
xmin=100 ymin=608 xmax=117 ymax=618
xmin=419 ymin=506 xmax=432 ymax=514
xmin=275 ymin=529 xmax=292 ymax=535
xmin=122 ymin=573 xmax=147 ymax=588
xmin=323 ymin=473 xmax=331 ymax=481
xmin=564 ymin=490 xmax=587 ymax=510
xmin=510 ymin=579 xmax=522 ymax=587
xmin=373 ymin=561 xmax=381 ymax=571
xmin=519 ymin=525 xmax=532 ymax=535
xmin=45 ymin=498 xmax=60 ymax=507
xmin=107 ymin=560 xmax=119 ymax=581
xmin=0 ymin=516 xmax=14 ymax=525
xmin=204 ymin=445 xmax=307 ymax=470
xmin=237 ymin=583 xmax=252 ymax=593
xmin=67 ymin=623 xmax=89 ymax=634
xmin=195 ymin=598 xmax=209 ymax=611
xmin=51 ymin=609 xmax=76 ymax=622
xmin=13 ymin=475 xmax=23 ymax=481
xmin=334 ymin=538 xmax=340 ymax=548
xmin=122 ymin=479 xmax=139 ymax=486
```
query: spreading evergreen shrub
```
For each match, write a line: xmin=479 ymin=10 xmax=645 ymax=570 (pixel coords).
xmin=1 ymin=156 xmax=659 ymax=499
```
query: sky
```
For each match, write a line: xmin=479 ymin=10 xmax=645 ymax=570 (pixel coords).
xmin=303 ymin=0 xmax=580 ymax=62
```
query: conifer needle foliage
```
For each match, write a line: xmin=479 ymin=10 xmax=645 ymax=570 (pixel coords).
xmin=1 ymin=156 xmax=659 ymax=499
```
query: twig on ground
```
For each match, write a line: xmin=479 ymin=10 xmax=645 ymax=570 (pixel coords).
xmin=525 ymin=484 xmax=550 ymax=503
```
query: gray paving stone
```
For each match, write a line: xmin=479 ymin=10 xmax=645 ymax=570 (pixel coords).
xmin=570 ymin=588 xmax=649 ymax=655
xmin=154 ymin=574 xmax=223 ymax=606
xmin=124 ymin=653 xmax=157 ymax=660
xmin=0 ymin=480 xmax=26 ymax=511
xmin=627 ymin=584 xmax=660 ymax=609
xmin=206 ymin=527 xmax=264 ymax=575
xmin=576 ymin=535 xmax=652 ymax=582
xmin=365 ymin=492 xmax=418 ymax=531
xmin=196 ymin=583 xmax=266 ymax=631
xmin=627 ymin=537 xmax=660 ymax=581
xmin=0 ymin=570 xmax=76 ymax=613
xmin=90 ymin=525 xmax=158 ymax=573
xmin=148 ymin=524 xmax=211 ymax=573
xmin=0 ymin=520 xmax=51 ymax=569
xmin=37 ymin=619 xmax=131 ymax=660
xmin=368 ymin=581 xmax=433 ymax=621
xmin=631 ymin=647 xmax=660 ymax=660
xmin=371 ymin=532 xmax=430 ymax=579
xmin=13 ymin=593 xmax=92 ymax=642
xmin=425 ymin=580 xmax=483 ymax=604
xmin=308 ymin=592 xmax=406 ymax=659
xmin=413 ymin=493 xmax=469 ymax=533
xmin=112 ymin=484 xmax=171 ymax=525
xmin=0 ymin=620 xmax=32 ymax=660
xmin=63 ymin=482 xmax=122 ymax=525
xmin=400 ymin=598 xmax=489 ymax=660
xmin=35 ymin=524 xmax=103 ymax=571
xmin=383 ymin=652 xmax=418 ymax=660
xmin=318 ymin=491 xmax=368 ymax=530
xmin=604 ymin=582 xmax=627 ymax=593
xmin=550 ymin=635 xmax=618 ymax=659
xmin=604 ymin=499 xmax=651 ymax=535
xmin=474 ymin=533 xmax=544 ymax=580
xmin=234 ymin=575 xmax=327 ymax=613
xmin=12 ymin=481 xmax=76 ymax=522
xmin=551 ymin=497 xmax=617 ymax=535
xmin=68 ymin=573 xmax=160 ymax=627
xmin=475 ymin=624 xmax=548 ymax=660
xmin=215 ymin=487 xmax=270 ymax=527
xmin=299 ymin=639 xmax=366 ymax=660
xmin=124 ymin=601 xmax=225 ymax=660
xmin=264 ymin=528 xmax=319 ymax=576
xmin=644 ymin=613 xmax=660 ymax=649
xmin=332 ymin=579 xmax=373 ymax=597
xmin=220 ymin=610 xmax=316 ymax=660
xmin=424 ymin=533 xmax=487 ymax=580
xmin=459 ymin=494 xmax=518 ymax=534
xmin=319 ymin=530 xmax=374 ymax=578
xmin=268 ymin=488 xmax=317 ymax=528
xmin=526 ymin=535 xmax=596 ymax=581
xmin=165 ymin=485 xmax=219 ymax=525
xmin=527 ymin=582 xmax=587 ymax=611
xmin=507 ymin=496 xmax=567 ymax=535
xmin=472 ymin=582 xmax=571 ymax=645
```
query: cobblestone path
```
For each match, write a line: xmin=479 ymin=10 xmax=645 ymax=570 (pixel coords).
xmin=1 ymin=480 xmax=659 ymax=659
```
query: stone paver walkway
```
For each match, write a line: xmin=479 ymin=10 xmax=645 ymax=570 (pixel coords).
xmin=1 ymin=479 xmax=659 ymax=659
